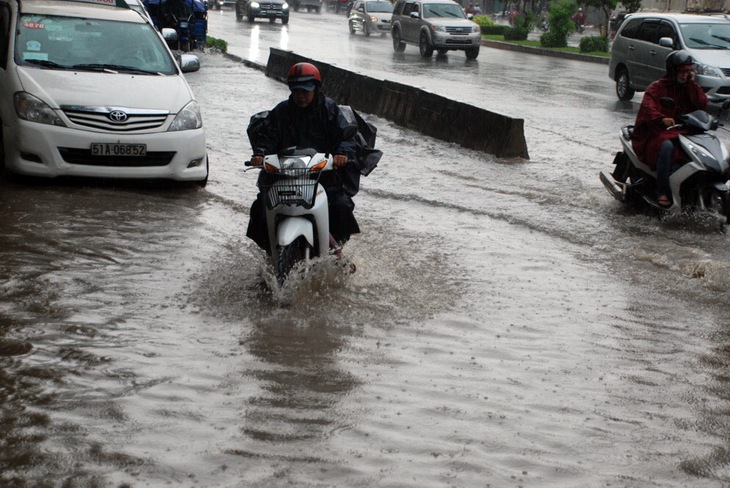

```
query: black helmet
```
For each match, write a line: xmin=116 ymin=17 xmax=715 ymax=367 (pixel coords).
xmin=665 ymin=50 xmax=694 ymax=77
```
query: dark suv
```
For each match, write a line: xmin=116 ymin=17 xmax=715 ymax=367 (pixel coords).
xmin=391 ymin=0 xmax=481 ymax=59
xmin=235 ymin=0 xmax=290 ymax=23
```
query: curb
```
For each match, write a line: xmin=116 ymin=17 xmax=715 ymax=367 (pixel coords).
xmin=481 ymin=39 xmax=610 ymax=65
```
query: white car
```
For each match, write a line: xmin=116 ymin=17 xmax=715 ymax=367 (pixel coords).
xmin=0 ymin=0 xmax=209 ymax=185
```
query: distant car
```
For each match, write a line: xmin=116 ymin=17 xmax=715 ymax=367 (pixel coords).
xmin=0 ymin=0 xmax=208 ymax=185
xmin=609 ymin=13 xmax=730 ymax=102
xmin=236 ymin=0 xmax=289 ymax=23
xmin=390 ymin=0 xmax=481 ymax=59
xmin=290 ymin=0 xmax=322 ymax=12
xmin=209 ymin=0 xmax=236 ymax=8
xmin=348 ymin=0 xmax=393 ymax=36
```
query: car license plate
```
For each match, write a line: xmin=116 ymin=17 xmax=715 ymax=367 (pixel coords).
xmin=90 ymin=143 xmax=146 ymax=157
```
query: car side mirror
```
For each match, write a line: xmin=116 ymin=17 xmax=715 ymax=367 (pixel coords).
xmin=179 ymin=53 xmax=200 ymax=73
xmin=409 ymin=11 xmax=419 ymax=18
xmin=658 ymin=36 xmax=674 ymax=48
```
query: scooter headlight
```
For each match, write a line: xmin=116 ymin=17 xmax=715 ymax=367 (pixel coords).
xmin=687 ymin=141 xmax=722 ymax=172
xmin=282 ymin=157 xmax=306 ymax=170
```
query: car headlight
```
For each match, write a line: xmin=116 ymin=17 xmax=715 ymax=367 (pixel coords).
xmin=250 ymin=1 xmax=259 ymax=7
xmin=282 ymin=2 xmax=289 ymax=8
xmin=14 ymin=92 xmax=66 ymax=127
xmin=430 ymin=24 xmax=446 ymax=32
xmin=169 ymin=100 xmax=203 ymax=131
xmin=370 ymin=15 xmax=378 ymax=21
xmin=472 ymin=25 xmax=480 ymax=32
xmin=694 ymin=62 xmax=723 ymax=78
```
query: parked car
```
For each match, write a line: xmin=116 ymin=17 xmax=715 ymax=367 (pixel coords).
xmin=390 ymin=0 xmax=481 ymax=59
xmin=609 ymin=13 xmax=730 ymax=102
xmin=0 ymin=0 xmax=208 ymax=185
xmin=236 ymin=0 xmax=289 ymax=23
xmin=290 ymin=0 xmax=322 ymax=12
xmin=348 ymin=0 xmax=393 ymax=36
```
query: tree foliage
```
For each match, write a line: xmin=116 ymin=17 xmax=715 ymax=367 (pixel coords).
xmin=540 ymin=0 xmax=575 ymax=48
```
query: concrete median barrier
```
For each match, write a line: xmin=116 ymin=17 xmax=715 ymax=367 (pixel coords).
xmin=265 ymin=47 xmax=529 ymax=159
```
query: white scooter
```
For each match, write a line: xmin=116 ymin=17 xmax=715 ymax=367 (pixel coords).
xmin=246 ymin=147 xmax=346 ymax=284
xmin=600 ymin=101 xmax=730 ymax=224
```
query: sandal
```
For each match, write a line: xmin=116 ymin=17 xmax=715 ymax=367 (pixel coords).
xmin=657 ymin=195 xmax=672 ymax=208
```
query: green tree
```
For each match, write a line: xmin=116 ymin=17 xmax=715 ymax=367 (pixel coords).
xmin=540 ymin=0 xmax=576 ymax=48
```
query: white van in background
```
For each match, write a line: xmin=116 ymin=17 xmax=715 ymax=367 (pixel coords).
xmin=0 ymin=0 xmax=209 ymax=185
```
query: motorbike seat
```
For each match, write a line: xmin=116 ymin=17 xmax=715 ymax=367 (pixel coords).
xmin=621 ymin=125 xmax=634 ymax=141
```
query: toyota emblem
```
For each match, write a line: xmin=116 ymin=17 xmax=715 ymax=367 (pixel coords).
xmin=108 ymin=110 xmax=128 ymax=123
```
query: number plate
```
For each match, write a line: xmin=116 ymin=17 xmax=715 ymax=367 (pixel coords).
xmin=91 ymin=143 xmax=147 ymax=157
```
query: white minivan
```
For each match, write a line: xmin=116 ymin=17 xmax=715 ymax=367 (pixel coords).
xmin=0 ymin=0 xmax=209 ymax=185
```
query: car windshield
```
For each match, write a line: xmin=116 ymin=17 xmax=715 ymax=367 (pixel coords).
xmin=679 ymin=22 xmax=730 ymax=49
xmin=422 ymin=3 xmax=465 ymax=18
xmin=15 ymin=14 xmax=177 ymax=74
xmin=366 ymin=1 xmax=393 ymax=12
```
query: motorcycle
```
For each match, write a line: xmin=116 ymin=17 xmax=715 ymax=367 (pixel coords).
xmin=245 ymin=148 xmax=353 ymax=285
xmin=600 ymin=99 xmax=730 ymax=224
xmin=173 ymin=13 xmax=193 ymax=52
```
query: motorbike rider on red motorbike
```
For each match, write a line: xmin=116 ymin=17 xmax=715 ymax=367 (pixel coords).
xmin=631 ymin=50 xmax=708 ymax=208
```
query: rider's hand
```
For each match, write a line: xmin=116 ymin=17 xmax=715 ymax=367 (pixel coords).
xmin=250 ymin=155 xmax=264 ymax=166
xmin=333 ymin=154 xmax=348 ymax=168
xmin=662 ymin=117 xmax=675 ymax=128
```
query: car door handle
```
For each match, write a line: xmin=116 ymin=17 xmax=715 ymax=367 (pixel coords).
xmin=649 ymin=50 xmax=657 ymax=55
xmin=628 ymin=45 xmax=635 ymax=50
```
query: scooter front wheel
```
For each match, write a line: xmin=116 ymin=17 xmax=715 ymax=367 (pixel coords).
xmin=276 ymin=236 xmax=311 ymax=285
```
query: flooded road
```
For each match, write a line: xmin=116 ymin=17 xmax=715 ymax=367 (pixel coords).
xmin=3 ymin=38 xmax=730 ymax=487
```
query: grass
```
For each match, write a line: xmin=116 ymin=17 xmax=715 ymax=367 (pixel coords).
xmin=482 ymin=34 xmax=611 ymax=58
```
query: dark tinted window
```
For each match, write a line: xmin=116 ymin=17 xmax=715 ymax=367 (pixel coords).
xmin=657 ymin=21 xmax=676 ymax=45
xmin=402 ymin=1 xmax=418 ymax=15
xmin=619 ymin=17 xmax=642 ymax=39
xmin=637 ymin=21 xmax=661 ymax=43
xmin=393 ymin=0 xmax=405 ymax=15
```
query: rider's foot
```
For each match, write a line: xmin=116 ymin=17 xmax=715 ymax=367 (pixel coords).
xmin=657 ymin=194 xmax=672 ymax=208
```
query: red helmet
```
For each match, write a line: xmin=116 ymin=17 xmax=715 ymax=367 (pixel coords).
xmin=287 ymin=62 xmax=322 ymax=91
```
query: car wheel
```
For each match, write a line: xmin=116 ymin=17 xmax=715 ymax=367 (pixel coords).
xmin=419 ymin=32 xmax=433 ymax=57
xmin=392 ymin=28 xmax=405 ymax=52
xmin=349 ymin=21 xmax=356 ymax=34
xmin=616 ymin=67 xmax=635 ymax=101
xmin=281 ymin=15 xmax=289 ymax=24
xmin=235 ymin=3 xmax=244 ymax=20
xmin=465 ymin=46 xmax=479 ymax=60
xmin=316 ymin=6 xmax=321 ymax=12
xmin=364 ymin=23 xmax=371 ymax=37
xmin=437 ymin=48 xmax=447 ymax=55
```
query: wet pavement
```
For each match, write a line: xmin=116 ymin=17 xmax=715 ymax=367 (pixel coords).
xmin=2 ymin=14 xmax=730 ymax=487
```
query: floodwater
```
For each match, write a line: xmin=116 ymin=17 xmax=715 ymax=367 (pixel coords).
xmin=3 ymin=51 xmax=730 ymax=487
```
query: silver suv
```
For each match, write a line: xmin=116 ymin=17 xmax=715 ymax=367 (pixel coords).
xmin=609 ymin=13 xmax=730 ymax=102
xmin=391 ymin=0 xmax=481 ymax=59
